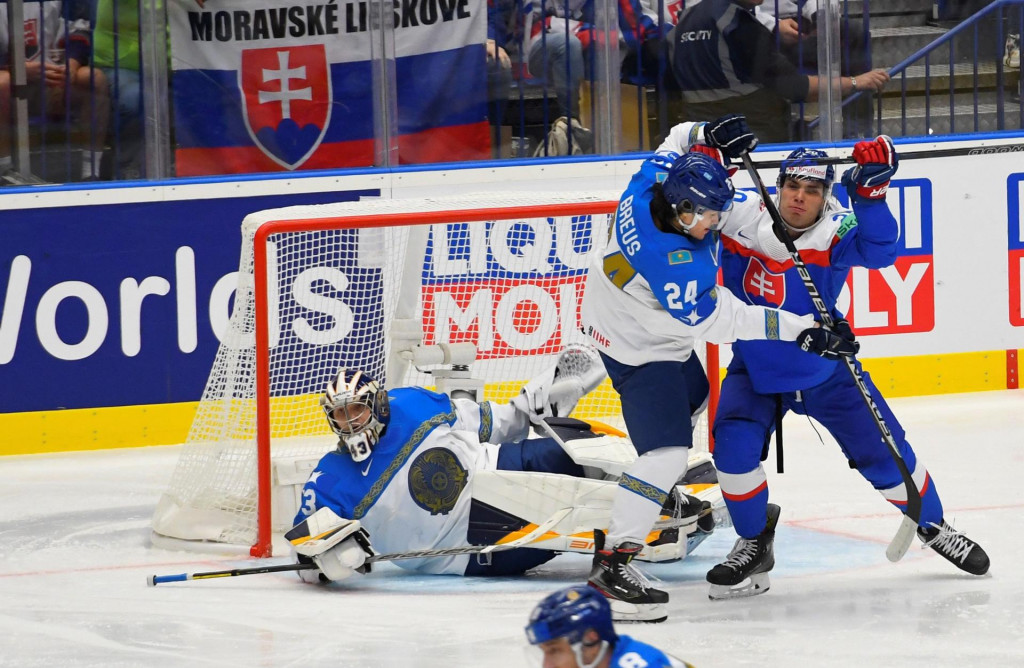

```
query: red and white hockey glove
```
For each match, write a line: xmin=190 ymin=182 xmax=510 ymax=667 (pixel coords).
xmin=689 ymin=145 xmax=739 ymax=177
xmin=841 ymin=135 xmax=898 ymax=202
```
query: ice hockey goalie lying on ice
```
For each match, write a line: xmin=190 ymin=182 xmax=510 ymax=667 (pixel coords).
xmin=286 ymin=345 xmax=727 ymax=585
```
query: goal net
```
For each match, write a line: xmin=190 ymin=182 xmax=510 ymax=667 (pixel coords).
xmin=151 ymin=192 xmax=719 ymax=556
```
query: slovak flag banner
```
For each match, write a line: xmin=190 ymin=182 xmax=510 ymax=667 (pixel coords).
xmin=168 ymin=0 xmax=490 ymax=176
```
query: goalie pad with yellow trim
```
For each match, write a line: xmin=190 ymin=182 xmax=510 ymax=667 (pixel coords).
xmin=468 ymin=450 xmax=728 ymax=563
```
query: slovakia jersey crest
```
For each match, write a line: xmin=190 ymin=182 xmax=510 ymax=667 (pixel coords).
xmin=240 ymin=45 xmax=331 ymax=170
xmin=743 ymin=257 xmax=787 ymax=307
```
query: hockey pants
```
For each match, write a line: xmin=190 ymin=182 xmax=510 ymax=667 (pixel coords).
xmin=712 ymin=359 xmax=944 ymax=538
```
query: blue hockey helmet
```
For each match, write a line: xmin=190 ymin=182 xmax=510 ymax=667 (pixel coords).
xmin=662 ymin=151 xmax=735 ymax=233
xmin=525 ymin=585 xmax=618 ymax=648
xmin=321 ymin=368 xmax=390 ymax=462
xmin=777 ymin=148 xmax=836 ymax=200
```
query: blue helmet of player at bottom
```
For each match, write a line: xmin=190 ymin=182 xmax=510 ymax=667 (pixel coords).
xmin=526 ymin=585 xmax=617 ymax=651
xmin=662 ymin=152 xmax=735 ymax=233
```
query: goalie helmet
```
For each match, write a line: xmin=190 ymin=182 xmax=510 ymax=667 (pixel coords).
xmin=321 ymin=369 xmax=390 ymax=462
xmin=525 ymin=585 xmax=617 ymax=650
xmin=662 ymin=151 xmax=735 ymax=234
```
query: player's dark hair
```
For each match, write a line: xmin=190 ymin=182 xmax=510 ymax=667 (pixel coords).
xmin=649 ymin=183 xmax=676 ymax=234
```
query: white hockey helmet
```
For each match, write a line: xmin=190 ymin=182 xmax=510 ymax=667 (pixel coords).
xmin=321 ymin=369 xmax=390 ymax=462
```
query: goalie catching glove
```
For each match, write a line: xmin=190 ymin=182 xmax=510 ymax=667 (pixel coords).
xmin=287 ymin=507 xmax=376 ymax=583
xmin=511 ymin=344 xmax=606 ymax=424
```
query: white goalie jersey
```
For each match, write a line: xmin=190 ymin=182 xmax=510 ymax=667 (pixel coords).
xmin=293 ymin=386 xmax=531 ymax=575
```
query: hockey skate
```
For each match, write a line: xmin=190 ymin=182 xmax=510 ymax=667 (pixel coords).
xmin=588 ymin=530 xmax=668 ymax=623
xmin=918 ymin=519 xmax=990 ymax=575
xmin=642 ymin=489 xmax=717 ymax=563
xmin=706 ymin=503 xmax=781 ymax=600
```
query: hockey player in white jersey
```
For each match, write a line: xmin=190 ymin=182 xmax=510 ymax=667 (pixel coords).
xmin=578 ymin=114 xmax=848 ymax=622
xmin=288 ymin=361 xmax=723 ymax=584
xmin=525 ymin=585 xmax=695 ymax=668
xmin=667 ymin=130 xmax=991 ymax=599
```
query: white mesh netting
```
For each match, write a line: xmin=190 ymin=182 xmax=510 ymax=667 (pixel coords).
xmin=151 ymin=191 xmax=713 ymax=550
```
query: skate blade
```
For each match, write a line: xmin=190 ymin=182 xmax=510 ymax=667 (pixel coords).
xmin=708 ymin=573 xmax=770 ymax=601
xmin=608 ymin=599 xmax=668 ymax=623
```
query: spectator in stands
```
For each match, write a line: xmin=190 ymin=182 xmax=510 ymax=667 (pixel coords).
xmin=487 ymin=0 xmax=516 ymax=158
xmin=93 ymin=0 xmax=144 ymax=179
xmin=670 ymin=0 xmax=887 ymax=144
xmin=619 ymin=0 xmax=682 ymax=90
xmin=0 ymin=0 xmax=108 ymax=182
xmin=756 ymin=0 xmax=875 ymax=137
xmin=525 ymin=0 xmax=595 ymax=154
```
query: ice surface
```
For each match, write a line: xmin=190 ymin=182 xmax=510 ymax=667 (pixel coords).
xmin=1 ymin=391 xmax=1022 ymax=667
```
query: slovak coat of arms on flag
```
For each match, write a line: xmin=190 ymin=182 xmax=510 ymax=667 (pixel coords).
xmin=239 ymin=45 xmax=331 ymax=170
xmin=743 ymin=256 xmax=787 ymax=307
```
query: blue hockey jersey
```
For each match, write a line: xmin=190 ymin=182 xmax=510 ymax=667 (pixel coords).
xmin=581 ymin=122 xmax=814 ymax=367
xmin=612 ymin=634 xmax=692 ymax=667
xmin=293 ymin=386 xmax=529 ymax=574
xmin=720 ymin=192 xmax=899 ymax=393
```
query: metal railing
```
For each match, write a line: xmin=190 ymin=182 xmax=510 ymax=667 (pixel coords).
xmin=829 ymin=0 xmax=1024 ymax=137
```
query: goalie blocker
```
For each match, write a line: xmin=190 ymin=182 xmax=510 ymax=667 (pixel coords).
xmin=287 ymin=508 xmax=376 ymax=583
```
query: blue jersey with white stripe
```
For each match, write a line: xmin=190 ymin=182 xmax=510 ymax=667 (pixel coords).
xmin=721 ymin=195 xmax=899 ymax=392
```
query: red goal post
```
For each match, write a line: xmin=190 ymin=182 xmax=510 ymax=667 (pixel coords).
xmin=151 ymin=192 xmax=720 ymax=558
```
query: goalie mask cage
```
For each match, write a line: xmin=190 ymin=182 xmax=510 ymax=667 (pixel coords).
xmin=151 ymin=191 xmax=720 ymax=557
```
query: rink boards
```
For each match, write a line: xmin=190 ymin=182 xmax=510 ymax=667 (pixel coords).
xmin=1 ymin=137 xmax=1023 ymax=453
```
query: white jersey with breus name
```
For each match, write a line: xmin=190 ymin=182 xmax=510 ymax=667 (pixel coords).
xmin=580 ymin=122 xmax=814 ymax=366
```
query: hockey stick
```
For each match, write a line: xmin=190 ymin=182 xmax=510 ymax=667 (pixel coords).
xmin=740 ymin=153 xmax=921 ymax=562
xmin=535 ymin=418 xmax=714 ymax=531
xmin=147 ymin=507 xmax=572 ymax=586
xmin=752 ymin=141 xmax=1024 ymax=168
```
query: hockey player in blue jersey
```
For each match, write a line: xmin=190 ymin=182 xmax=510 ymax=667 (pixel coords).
xmin=525 ymin=585 xmax=695 ymax=668
xmin=579 ymin=114 xmax=850 ymax=622
xmin=696 ymin=133 xmax=992 ymax=599
xmin=287 ymin=358 xmax=722 ymax=584
xmin=289 ymin=366 xmax=585 ymax=582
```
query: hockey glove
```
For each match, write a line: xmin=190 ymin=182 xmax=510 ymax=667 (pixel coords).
xmin=798 ymin=320 xmax=859 ymax=360
xmin=841 ymin=135 xmax=898 ymax=202
xmin=296 ymin=553 xmax=329 ymax=584
xmin=288 ymin=508 xmax=376 ymax=582
xmin=689 ymin=144 xmax=739 ymax=177
xmin=704 ymin=113 xmax=759 ymax=159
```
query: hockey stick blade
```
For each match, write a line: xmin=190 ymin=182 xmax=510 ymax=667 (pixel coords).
xmin=886 ymin=514 xmax=919 ymax=563
xmin=147 ymin=507 xmax=572 ymax=586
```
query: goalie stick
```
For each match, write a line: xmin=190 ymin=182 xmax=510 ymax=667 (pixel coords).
xmin=146 ymin=507 xmax=572 ymax=586
xmin=740 ymin=152 xmax=921 ymax=563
